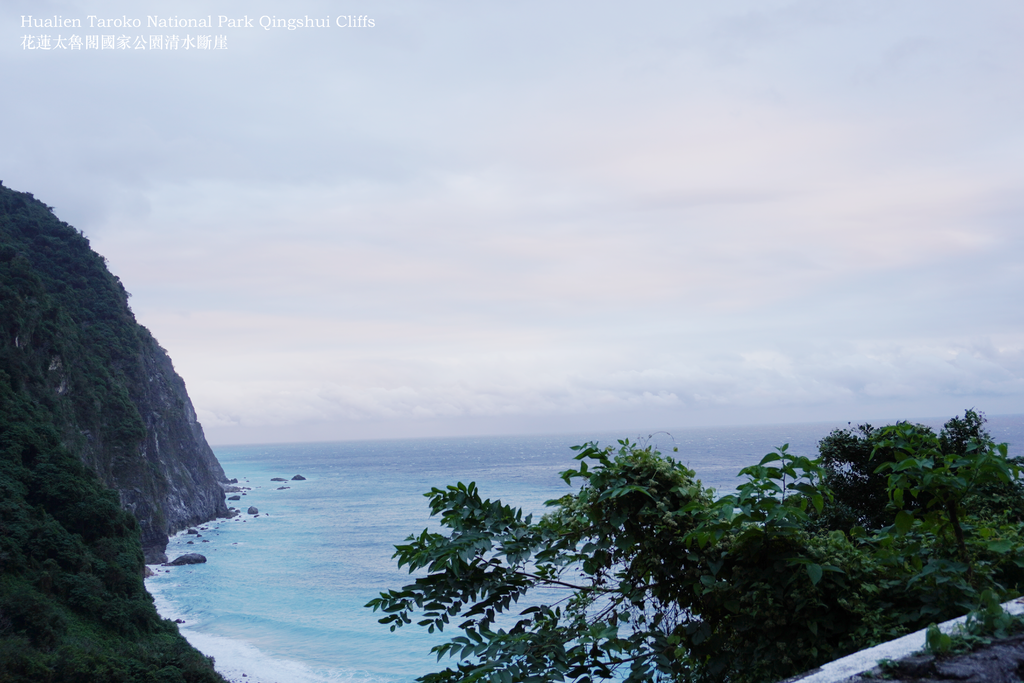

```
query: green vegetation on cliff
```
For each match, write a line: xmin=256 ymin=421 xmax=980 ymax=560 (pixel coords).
xmin=0 ymin=377 xmax=224 ymax=681
xmin=0 ymin=183 xmax=224 ymax=681
xmin=0 ymin=183 xmax=229 ymax=565
xmin=370 ymin=411 xmax=1024 ymax=683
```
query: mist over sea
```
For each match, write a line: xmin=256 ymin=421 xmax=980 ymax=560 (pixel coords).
xmin=146 ymin=415 xmax=1024 ymax=683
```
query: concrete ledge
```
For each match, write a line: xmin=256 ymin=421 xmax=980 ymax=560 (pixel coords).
xmin=781 ymin=598 xmax=1024 ymax=683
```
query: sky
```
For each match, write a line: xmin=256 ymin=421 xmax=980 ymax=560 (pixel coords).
xmin=3 ymin=1 xmax=1023 ymax=444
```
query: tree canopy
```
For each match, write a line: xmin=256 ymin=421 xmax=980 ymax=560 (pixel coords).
xmin=369 ymin=412 xmax=1024 ymax=683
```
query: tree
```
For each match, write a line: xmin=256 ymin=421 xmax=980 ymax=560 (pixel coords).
xmin=815 ymin=423 xmax=891 ymax=530
xmin=369 ymin=421 xmax=1023 ymax=683
xmin=873 ymin=416 xmax=1018 ymax=583
xmin=814 ymin=411 xmax=1004 ymax=533
xmin=367 ymin=441 xmax=711 ymax=682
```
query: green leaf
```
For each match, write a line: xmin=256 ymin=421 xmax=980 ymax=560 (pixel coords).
xmin=805 ymin=563 xmax=823 ymax=586
xmin=986 ymin=539 xmax=1013 ymax=553
xmin=894 ymin=510 xmax=914 ymax=535
xmin=925 ymin=623 xmax=952 ymax=655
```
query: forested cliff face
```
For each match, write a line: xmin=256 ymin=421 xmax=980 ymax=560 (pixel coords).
xmin=0 ymin=182 xmax=229 ymax=564
xmin=0 ymin=181 xmax=228 ymax=680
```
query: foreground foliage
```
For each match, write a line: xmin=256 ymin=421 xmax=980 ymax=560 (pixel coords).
xmin=369 ymin=412 xmax=1024 ymax=683
xmin=923 ymin=588 xmax=1024 ymax=657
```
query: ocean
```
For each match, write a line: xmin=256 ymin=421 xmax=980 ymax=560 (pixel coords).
xmin=145 ymin=415 xmax=1024 ymax=683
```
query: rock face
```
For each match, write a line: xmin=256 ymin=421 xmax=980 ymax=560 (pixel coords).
xmin=0 ymin=184 xmax=229 ymax=564
xmin=90 ymin=339 xmax=229 ymax=563
xmin=70 ymin=320 xmax=228 ymax=564
xmin=852 ymin=634 xmax=1024 ymax=683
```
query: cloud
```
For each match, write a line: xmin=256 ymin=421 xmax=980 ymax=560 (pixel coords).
xmin=3 ymin=0 xmax=1024 ymax=442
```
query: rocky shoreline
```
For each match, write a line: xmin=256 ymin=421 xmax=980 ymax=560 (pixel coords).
xmin=147 ymin=474 xmax=306 ymax=607
xmin=145 ymin=472 xmax=314 ymax=682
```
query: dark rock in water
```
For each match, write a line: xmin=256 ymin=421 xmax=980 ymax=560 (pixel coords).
xmin=228 ymin=478 xmax=238 ymax=484
xmin=144 ymin=565 xmax=156 ymax=578
xmin=247 ymin=506 xmax=258 ymax=515
xmin=277 ymin=486 xmax=290 ymax=490
xmin=187 ymin=528 xmax=199 ymax=535
xmin=271 ymin=477 xmax=287 ymax=482
xmin=228 ymin=495 xmax=240 ymax=501
xmin=292 ymin=474 xmax=306 ymax=480
xmin=166 ymin=553 xmax=206 ymax=566
xmin=223 ymin=485 xmax=243 ymax=492
xmin=186 ymin=541 xmax=193 ymax=544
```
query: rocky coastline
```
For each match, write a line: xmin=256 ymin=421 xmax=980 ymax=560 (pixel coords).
xmin=155 ymin=474 xmax=307 ymax=569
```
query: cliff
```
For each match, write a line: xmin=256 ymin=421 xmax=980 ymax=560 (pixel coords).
xmin=0 ymin=181 xmax=227 ymax=679
xmin=120 ymin=343 xmax=231 ymax=562
xmin=0 ymin=181 xmax=229 ymax=563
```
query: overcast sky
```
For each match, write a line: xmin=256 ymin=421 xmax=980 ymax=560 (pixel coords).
xmin=4 ymin=1 xmax=1023 ymax=444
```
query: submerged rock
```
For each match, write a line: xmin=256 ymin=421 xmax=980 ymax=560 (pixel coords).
xmin=271 ymin=477 xmax=287 ymax=482
xmin=165 ymin=553 xmax=207 ymax=566
xmin=277 ymin=486 xmax=290 ymax=490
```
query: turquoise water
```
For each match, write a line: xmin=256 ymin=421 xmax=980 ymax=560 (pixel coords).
xmin=145 ymin=417 xmax=1024 ymax=683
